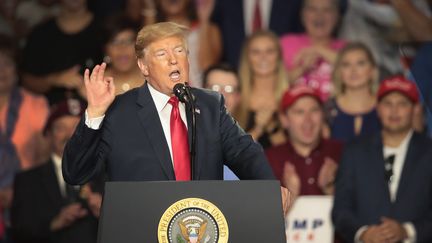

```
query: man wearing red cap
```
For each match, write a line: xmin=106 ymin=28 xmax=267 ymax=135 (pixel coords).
xmin=332 ymin=76 xmax=432 ymax=243
xmin=265 ymin=85 xmax=343 ymax=201
xmin=10 ymin=99 xmax=102 ymax=243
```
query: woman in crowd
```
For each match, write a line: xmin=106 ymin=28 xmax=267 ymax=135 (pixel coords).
xmin=325 ymin=42 xmax=380 ymax=143
xmin=280 ymin=0 xmax=345 ymax=101
xmin=237 ymin=30 xmax=289 ymax=149
xmin=0 ymin=35 xmax=49 ymax=240
xmin=103 ymin=14 xmax=143 ymax=95
xmin=21 ymin=0 xmax=103 ymax=96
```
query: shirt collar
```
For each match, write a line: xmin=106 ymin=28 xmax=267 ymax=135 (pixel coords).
xmin=383 ymin=129 xmax=414 ymax=159
xmin=51 ymin=153 xmax=62 ymax=171
xmin=399 ymin=129 xmax=414 ymax=150
xmin=286 ymin=138 xmax=324 ymax=159
xmin=147 ymin=82 xmax=171 ymax=113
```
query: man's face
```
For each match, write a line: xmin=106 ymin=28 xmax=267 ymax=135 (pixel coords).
xmin=377 ymin=92 xmax=414 ymax=134
xmin=137 ymin=36 xmax=189 ymax=95
xmin=281 ymin=96 xmax=323 ymax=147
xmin=49 ymin=116 xmax=80 ymax=157
xmin=205 ymin=70 xmax=240 ymax=113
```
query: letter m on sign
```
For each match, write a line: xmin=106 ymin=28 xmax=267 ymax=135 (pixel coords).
xmin=293 ymin=219 xmax=307 ymax=229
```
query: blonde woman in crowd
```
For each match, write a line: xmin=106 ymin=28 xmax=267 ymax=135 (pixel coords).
xmin=325 ymin=42 xmax=381 ymax=142
xmin=237 ymin=30 xmax=289 ymax=149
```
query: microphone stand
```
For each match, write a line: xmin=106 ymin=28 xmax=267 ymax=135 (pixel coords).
xmin=185 ymin=86 xmax=196 ymax=181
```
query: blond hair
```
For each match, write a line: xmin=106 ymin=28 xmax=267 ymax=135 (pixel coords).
xmin=237 ymin=30 xmax=289 ymax=128
xmin=332 ymin=42 xmax=379 ymax=97
xmin=135 ymin=22 xmax=189 ymax=59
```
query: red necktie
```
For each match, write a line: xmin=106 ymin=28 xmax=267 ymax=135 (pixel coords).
xmin=252 ymin=0 xmax=262 ymax=33
xmin=168 ymin=97 xmax=191 ymax=181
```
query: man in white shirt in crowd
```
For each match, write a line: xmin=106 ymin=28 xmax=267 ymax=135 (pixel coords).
xmin=332 ymin=75 xmax=432 ymax=243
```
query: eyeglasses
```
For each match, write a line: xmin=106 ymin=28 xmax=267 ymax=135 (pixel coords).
xmin=208 ymin=84 xmax=238 ymax=94
xmin=384 ymin=154 xmax=395 ymax=185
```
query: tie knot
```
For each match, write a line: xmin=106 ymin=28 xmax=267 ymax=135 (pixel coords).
xmin=168 ymin=96 xmax=179 ymax=107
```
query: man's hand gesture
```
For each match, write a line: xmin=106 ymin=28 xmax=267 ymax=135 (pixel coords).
xmin=85 ymin=63 xmax=115 ymax=118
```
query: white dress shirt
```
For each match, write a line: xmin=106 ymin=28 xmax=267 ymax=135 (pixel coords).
xmin=84 ymin=83 xmax=188 ymax=164
xmin=383 ymin=130 xmax=413 ymax=203
xmin=355 ymin=130 xmax=416 ymax=243
xmin=52 ymin=153 xmax=66 ymax=197
xmin=243 ymin=0 xmax=273 ymax=35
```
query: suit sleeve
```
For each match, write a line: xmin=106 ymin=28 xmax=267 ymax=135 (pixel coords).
xmin=413 ymin=208 xmax=432 ymax=242
xmin=62 ymin=116 xmax=108 ymax=185
xmin=218 ymin=95 xmax=275 ymax=180
xmin=412 ymin=154 xmax=432 ymax=242
xmin=332 ymin=144 xmax=363 ymax=242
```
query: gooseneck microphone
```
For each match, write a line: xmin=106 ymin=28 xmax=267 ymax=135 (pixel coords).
xmin=172 ymin=83 xmax=196 ymax=180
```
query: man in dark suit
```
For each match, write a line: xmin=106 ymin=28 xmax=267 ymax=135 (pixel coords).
xmin=11 ymin=98 xmax=102 ymax=243
xmin=61 ymin=22 xmax=287 ymax=205
xmin=211 ymin=0 xmax=303 ymax=68
xmin=332 ymin=76 xmax=432 ymax=243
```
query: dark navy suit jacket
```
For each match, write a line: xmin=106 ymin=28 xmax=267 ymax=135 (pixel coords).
xmin=62 ymin=83 xmax=275 ymax=185
xmin=332 ymin=132 xmax=432 ymax=243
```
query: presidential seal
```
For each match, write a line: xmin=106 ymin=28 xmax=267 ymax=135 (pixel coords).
xmin=158 ymin=198 xmax=229 ymax=243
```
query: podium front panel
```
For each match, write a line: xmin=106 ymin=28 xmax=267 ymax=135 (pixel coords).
xmin=98 ymin=180 xmax=286 ymax=243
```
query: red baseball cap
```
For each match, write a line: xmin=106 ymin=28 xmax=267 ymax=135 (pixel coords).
xmin=377 ymin=75 xmax=419 ymax=103
xmin=44 ymin=98 xmax=85 ymax=134
xmin=280 ymin=85 xmax=322 ymax=111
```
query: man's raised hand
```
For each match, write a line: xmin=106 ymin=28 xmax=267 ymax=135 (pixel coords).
xmin=85 ymin=63 xmax=115 ymax=118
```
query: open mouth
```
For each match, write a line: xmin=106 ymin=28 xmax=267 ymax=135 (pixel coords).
xmin=312 ymin=19 xmax=326 ymax=28
xmin=169 ymin=70 xmax=181 ymax=81
xmin=258 ymin=62 xmax=271 ymax=69
xmin=117 ymin=56 xmax=131 ymax=63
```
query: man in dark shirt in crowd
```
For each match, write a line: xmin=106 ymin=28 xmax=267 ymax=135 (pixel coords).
xmin=11 ymin=98 xmax=102 ymax=243
xmin=266 ymin=85 xmax=343 ymax=200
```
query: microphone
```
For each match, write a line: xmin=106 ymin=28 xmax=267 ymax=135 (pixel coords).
xmin=173 ymin=83 xmax=190 ymax=103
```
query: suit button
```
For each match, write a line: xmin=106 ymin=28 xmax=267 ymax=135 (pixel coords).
xmin=305 ymin=158 xmax=312 ymax=165
xmin=307 ymin=177 xmax=315 ymax=184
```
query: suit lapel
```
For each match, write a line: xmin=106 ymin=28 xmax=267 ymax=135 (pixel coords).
xmin=394 ymin=133 xmax=418 ymax=205
xmin=136 ymin=83 xmax=175 ymax=180
xmin=370 ymin=135 xmax=393 ymax=206
xmin=42 ymin=160 xmax=64 ymax=208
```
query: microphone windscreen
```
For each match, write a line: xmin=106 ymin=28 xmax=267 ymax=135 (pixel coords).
xmin=173 ymin=83 xmax=189 ymax=103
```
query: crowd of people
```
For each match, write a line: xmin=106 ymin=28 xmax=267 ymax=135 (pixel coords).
xmin=0 ymin=0 xmax=431 ymax=242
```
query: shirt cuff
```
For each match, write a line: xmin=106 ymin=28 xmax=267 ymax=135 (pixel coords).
xmin=354 ymin=226 xmax=369 ymax=243
xmin=85 ymin=110 xmax=105 ymax=130
xmin=403 ymin=222 xmax=416 ymax=243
